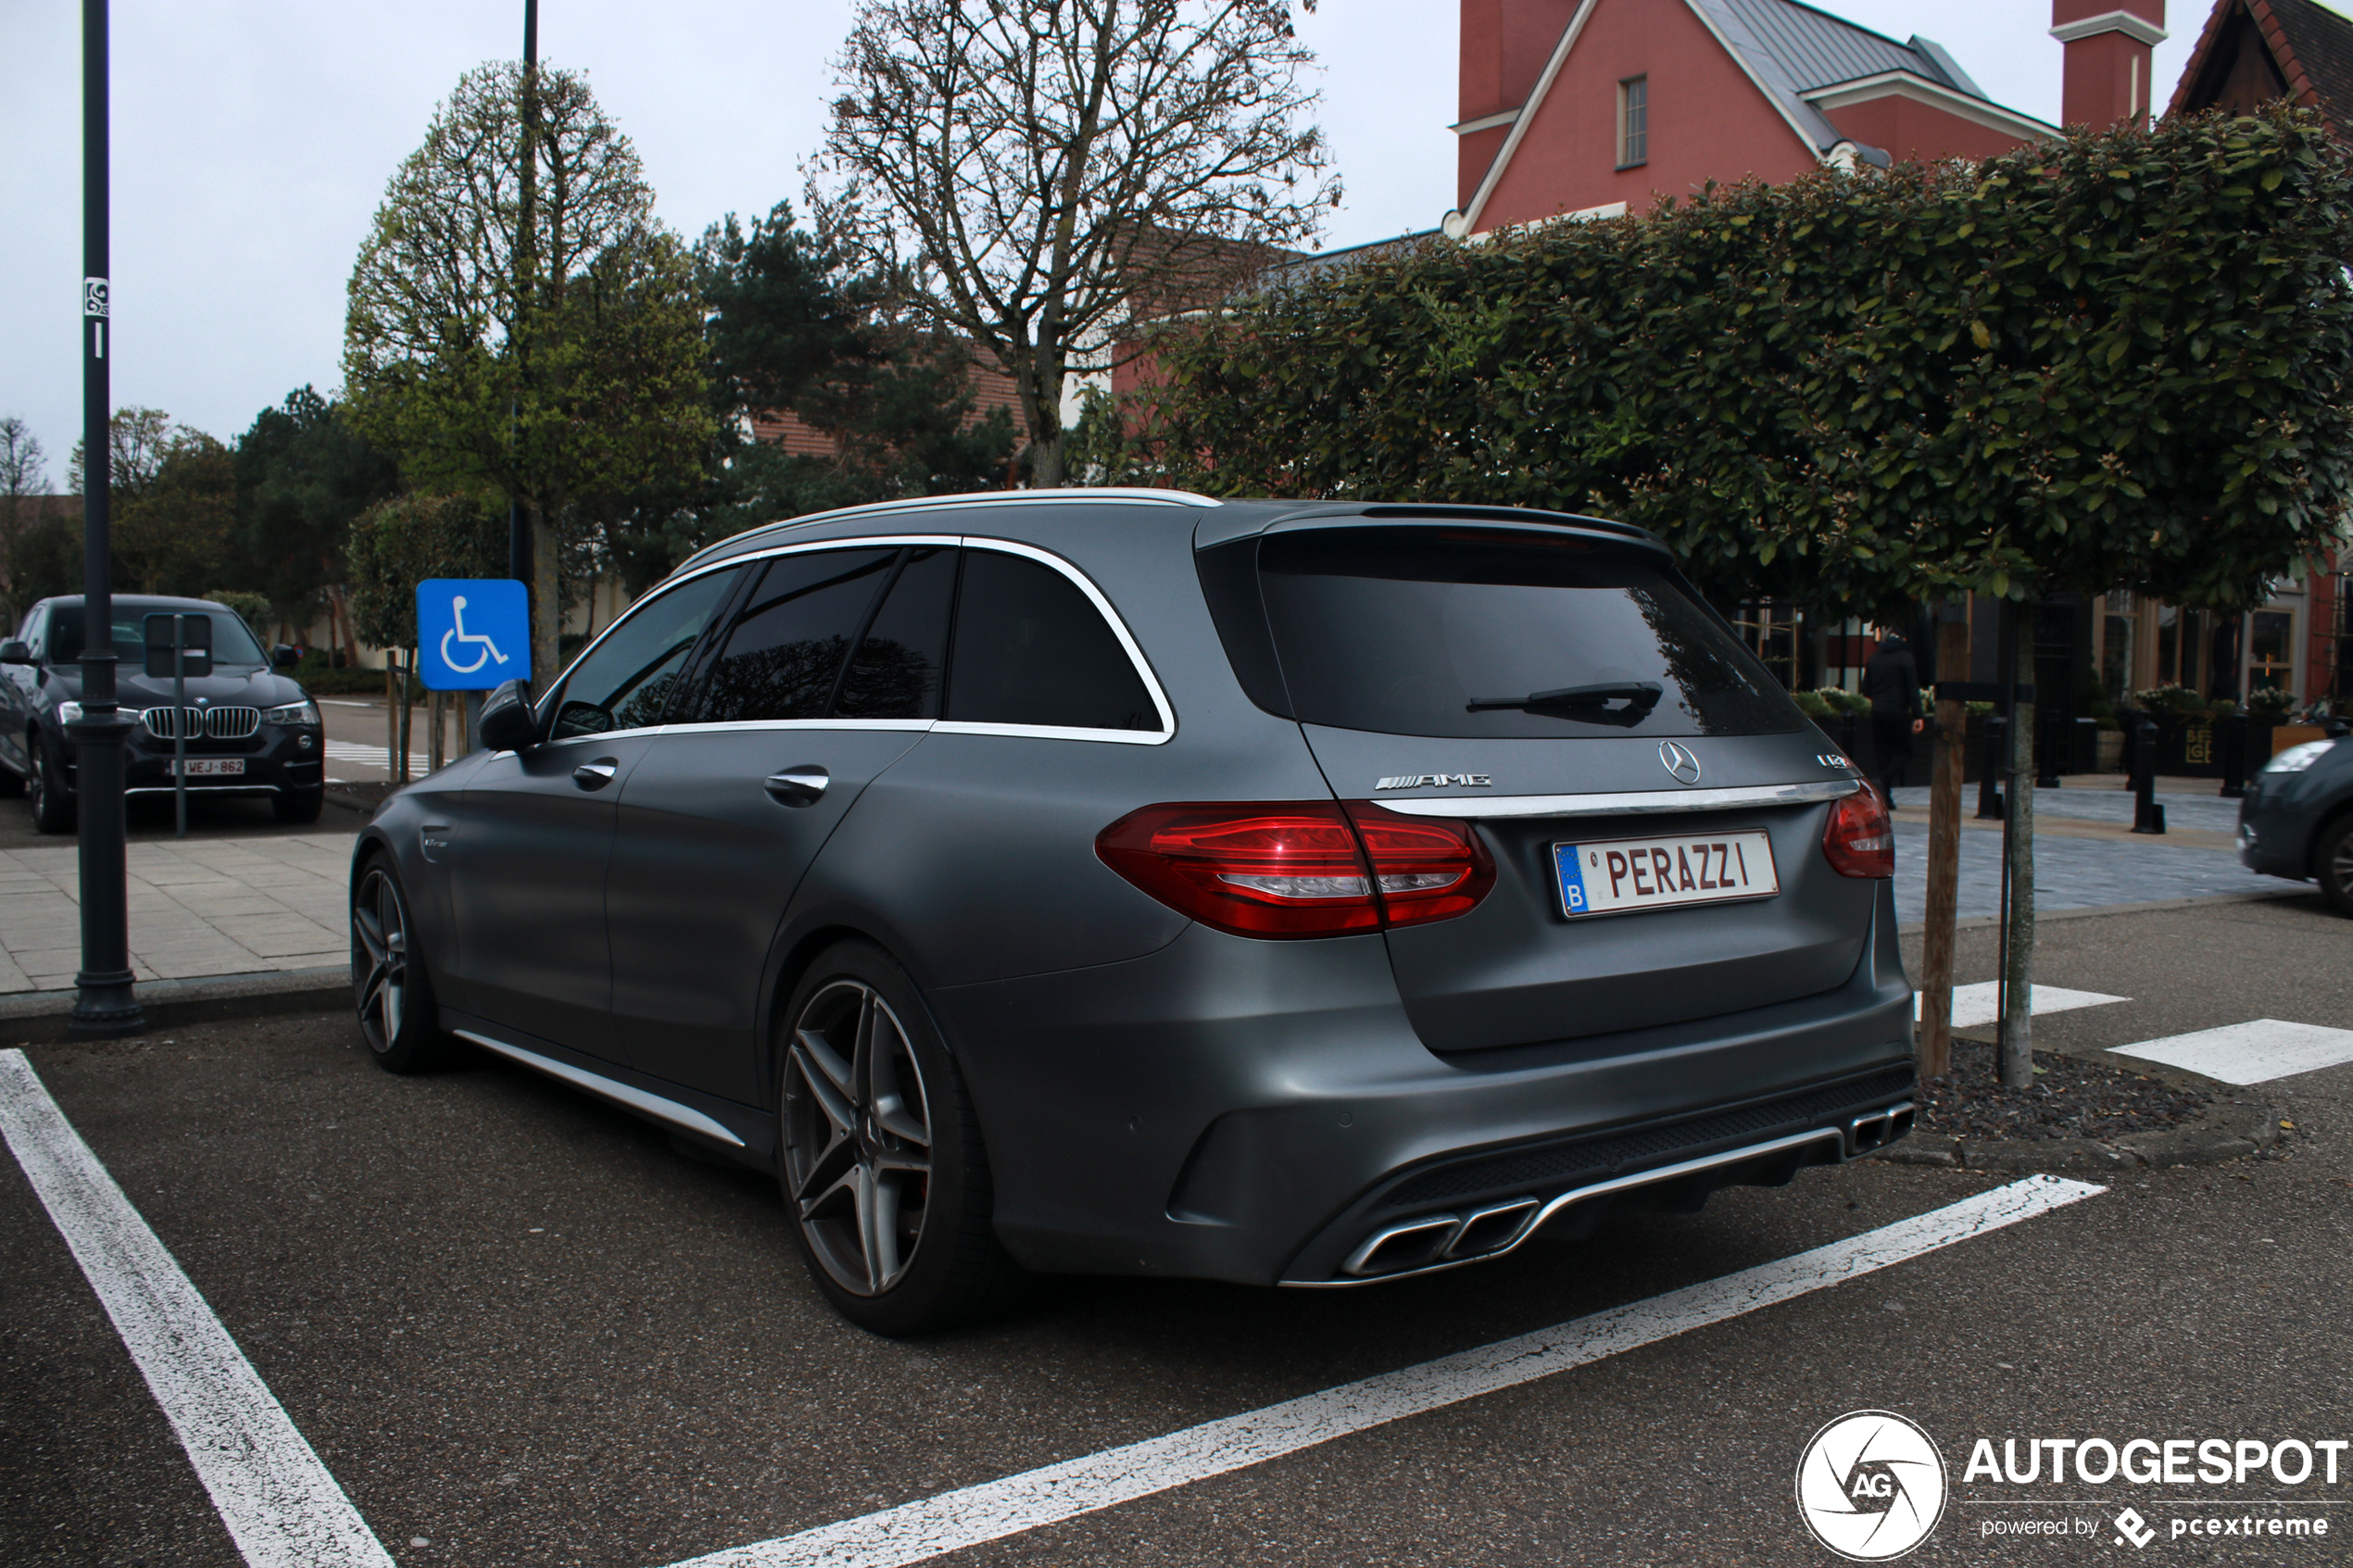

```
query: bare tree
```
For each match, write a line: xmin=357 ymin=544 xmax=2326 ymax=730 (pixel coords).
xmin=0 ymin=416 xmax=49 ymax=621
xmin=814 ymin=0 xmax=1336 ymax=487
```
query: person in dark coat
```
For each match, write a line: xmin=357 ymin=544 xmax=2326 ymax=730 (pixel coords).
xmin=1862 ymin=633 xmax=1925 ymax=797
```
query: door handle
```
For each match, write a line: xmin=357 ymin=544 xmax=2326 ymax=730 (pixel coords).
xmin=764 ymin=765 xmax=830 ymax=806
xmin=573 ymin=759 xmax=619 ymax=790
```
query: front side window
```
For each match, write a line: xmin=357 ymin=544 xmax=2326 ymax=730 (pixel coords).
xmin=694 ymin=549 xmax=897 ymax=723
xmin=945 ymin=550 xmax=1161 ymax=732
xmin=549 ymin=569 xmax=738 ymax=740
xmin=1254 ymin=527 xmax=1800 ymax=739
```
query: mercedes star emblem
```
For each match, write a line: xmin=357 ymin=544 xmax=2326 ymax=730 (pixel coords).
xmin=1658 ymin=740 xmax=1702 ymax=785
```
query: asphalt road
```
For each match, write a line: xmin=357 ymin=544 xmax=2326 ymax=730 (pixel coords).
xmin=3 ymin=895 xmax=2349 ymax=1568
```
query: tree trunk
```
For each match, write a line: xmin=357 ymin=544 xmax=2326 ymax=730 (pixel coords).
xmin=397 ymin=649 xmax=416 ymax=785
xmin=531 ymin=500 xmax=561 ymax=691
xmin=2000 ymin=606 xmax=2037 ymax=1088
xmin=1917 ymin=613 xmax=1969 ymax=1079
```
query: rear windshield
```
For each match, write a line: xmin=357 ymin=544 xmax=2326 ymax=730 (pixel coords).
xmin=51 ymin=607 xmax=268 ymax=668
xmin=1254 ymin=529 xmax=1802 ymax=739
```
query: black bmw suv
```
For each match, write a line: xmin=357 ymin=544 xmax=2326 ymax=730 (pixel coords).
xmin=0 ymin=595 xmax=327 ymax=831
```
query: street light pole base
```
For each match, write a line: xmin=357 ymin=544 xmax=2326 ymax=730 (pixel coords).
xmin=68 ymin=969 xmax=144 ymax=1037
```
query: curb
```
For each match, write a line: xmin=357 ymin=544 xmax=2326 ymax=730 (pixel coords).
xmin=1 ymin=966 xmax=348 ymax=1045
xmin=1871 ymin=1101 xmax=2284 ymax=1172
xmin=1896 ymin=886 xmax=2309 ymax=939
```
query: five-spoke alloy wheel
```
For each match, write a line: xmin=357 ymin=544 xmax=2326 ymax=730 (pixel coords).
xmin=351 ymin=855 xmax=447 ymax=1072
xmin=776 ymin=943 xmax=1025 ymax=1334
xmin=782 ymin=979 xmax=935 ymax=1297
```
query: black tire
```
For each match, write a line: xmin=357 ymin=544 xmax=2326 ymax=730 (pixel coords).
xmin=2318 ymin=815 xmax=2353 ymax=919
xmin=27 ymin=733 xmax=73 ymax=834
xmin=273 ymin=786 xmax=325 ymax=824
xmin=350 ymin=852 xmax=451 ymax=1073
xmin=774 ymin=941 xmax=1029 ymax=1335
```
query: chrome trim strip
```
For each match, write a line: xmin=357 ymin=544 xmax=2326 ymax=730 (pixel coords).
xmin=1290 ymin=1125 xmax=1848 ymax=1288
xmin=677 ymin=489 xmax=1223 ymax=569
xmin=453 ymin=1030 xmax=747 ymax=1148
xmin=1377 ymin=778 xmax=1860 ymax=820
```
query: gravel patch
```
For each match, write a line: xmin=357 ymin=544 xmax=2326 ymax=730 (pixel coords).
xmin=1919 ymin=1039 xmax=2213 ymax=1143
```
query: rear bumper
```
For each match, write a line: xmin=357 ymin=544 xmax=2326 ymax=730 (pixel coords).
xmin=931 ymin=880 xmax=1915 ymax=1286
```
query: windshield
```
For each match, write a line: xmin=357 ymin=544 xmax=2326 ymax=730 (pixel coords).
xmin=51 ymin=607 xmax=270 ymax=668
xmin=1255 ymin=528 xmax=1803 ymax=739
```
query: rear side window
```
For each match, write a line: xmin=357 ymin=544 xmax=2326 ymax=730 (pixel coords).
xmin=1253 ymin=528 xmax=1800 ymax=739
xmin=945 ymin=550 xmax=1161 ymax=732
xmin=550 ymin=569 xmax=739 ymax=739
xmin=837 ymin=547 xmax=955 ymax=721
xmin=695 ymin=549 xmax=896 ymax=723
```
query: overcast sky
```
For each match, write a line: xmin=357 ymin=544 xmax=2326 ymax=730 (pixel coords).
xmin=0 ymin=1 xmax=2250 ymax=482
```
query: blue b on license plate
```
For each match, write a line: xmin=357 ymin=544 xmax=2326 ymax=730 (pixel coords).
xmin=1554 ymin=829 xmax=1778 ymax=918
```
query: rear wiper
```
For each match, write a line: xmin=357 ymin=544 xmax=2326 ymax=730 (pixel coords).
xmin=1465 ymin=681 xmax=1664 ymax=720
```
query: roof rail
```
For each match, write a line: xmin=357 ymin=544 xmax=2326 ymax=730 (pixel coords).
xmin=678 ymin=487 xmax=1224 ymax=572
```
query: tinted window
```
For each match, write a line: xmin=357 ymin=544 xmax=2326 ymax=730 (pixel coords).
xmin=945 ymin=550 xmax=1159 ymax=731
xmin=837 ymin=547 xmax=955 ymax=721
xmin=53 ymin=607 xmax=267 ymax=666
xmin=1255 ymin=529 xmax=1801 ymax=739
xmin=550 ymin=569 xmax=737 ymax=740
xmin=695 ymin=550 xmax=895 ymax=723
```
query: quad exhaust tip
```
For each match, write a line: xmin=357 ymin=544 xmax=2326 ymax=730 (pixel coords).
xmin=1340 ymin=1197 xmax=1541 ymax=1278
xmin=1329 ymin=1109 xmax=1916 ymax=1284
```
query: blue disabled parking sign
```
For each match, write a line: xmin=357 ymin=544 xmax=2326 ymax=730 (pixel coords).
xmin=416 ymin=579 xmax=531 ymax=691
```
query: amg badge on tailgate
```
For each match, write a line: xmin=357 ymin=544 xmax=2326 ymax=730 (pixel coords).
xmin=1375 ymin=773 xmax=1492 ymax=790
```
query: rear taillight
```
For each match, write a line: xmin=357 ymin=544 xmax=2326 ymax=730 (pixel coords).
xmin=1340 ymin=801 xmax=1495 ymax=927
xmin=1096 ymin=801 xmax=1493 ymax=938
xmin=1821 ymin=782 xmax=1894 ymax=878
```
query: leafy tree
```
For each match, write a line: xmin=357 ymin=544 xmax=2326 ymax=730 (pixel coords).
xmin=229 ymin=388 xmax=399 ymax=646
xmin=345 ymin=60 xmax=713 ymax=685
xmin=114 ymin=434 xmax=237 ymax=597
xmin=346 ymin=492 xmax=509 ymax=655
xmin=812 ymin=0 xmax=1336 ymax=487
xmin=1142 ymin=106 xmax=2353 ymax=620
xmin=62 ymin=409 xmax=239 ymax=600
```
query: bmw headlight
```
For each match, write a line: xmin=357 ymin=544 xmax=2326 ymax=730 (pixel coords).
xmin=2262 ymin=739 xmax=2338 ymax=774
xmin=263 ymin=699 xmax=321 ymax=727
xmin=57 ymin=700 xmax=84 ymax=723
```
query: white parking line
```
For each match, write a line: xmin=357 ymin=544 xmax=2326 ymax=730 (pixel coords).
xmin=665 ymin=1175 xmax=2105 ymax=1568
xmin=0 ymin=1050 xmax=394 ymax=1568
xmin=2113 ymin=1019 xmax=2353 ymax=1085
xmin=1916 ymin=983 xmax=2128 ymax=1030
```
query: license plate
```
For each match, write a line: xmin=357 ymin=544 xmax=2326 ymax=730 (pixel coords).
xmin=171 ymin=758 xmax=245 ymax=778
xmin=1554 ymin=829 xmax=1778 ymax=918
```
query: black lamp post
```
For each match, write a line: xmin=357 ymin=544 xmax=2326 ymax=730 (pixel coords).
xmin=69 ymin=0 xmax=143 ymax=1038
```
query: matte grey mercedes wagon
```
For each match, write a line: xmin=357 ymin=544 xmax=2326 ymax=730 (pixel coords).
xmin=351 ymin=490 xmax=1915 ymax=1333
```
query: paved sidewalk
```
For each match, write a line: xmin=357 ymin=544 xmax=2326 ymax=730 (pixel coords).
xmin=1886 ymin=784 xmax=2283 ymax=924
xmin=0 ymin=836 xmax=351 ymax=995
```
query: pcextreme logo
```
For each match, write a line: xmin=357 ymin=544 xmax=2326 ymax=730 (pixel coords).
xmin=1796 ymin=1411 xmax=1948 ymax=1561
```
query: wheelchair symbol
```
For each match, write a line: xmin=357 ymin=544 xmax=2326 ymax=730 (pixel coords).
xmin=439 ymin=596 xmax=511 ymax=675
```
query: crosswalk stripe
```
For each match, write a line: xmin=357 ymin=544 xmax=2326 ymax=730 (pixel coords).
xmin=2113 ymin=1019 xmax=2353 ymax=1085
xmin=1915 ymin=983 xmax=2129 ymax=1030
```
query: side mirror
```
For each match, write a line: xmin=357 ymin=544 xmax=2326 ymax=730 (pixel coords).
xmin=0 ymin=641 xmax=29 ymax=666
xmin=272 ymin=645 xmax=302 ymax=670
xmin=477 ymin=678 xmax=542 ymax=752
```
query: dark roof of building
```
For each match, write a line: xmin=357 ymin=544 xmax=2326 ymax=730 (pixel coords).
xmin=2173 ymin=0 xmax=2353 ymax=138
xmin=1711 ymin=0 xmax=1988 ymax=98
